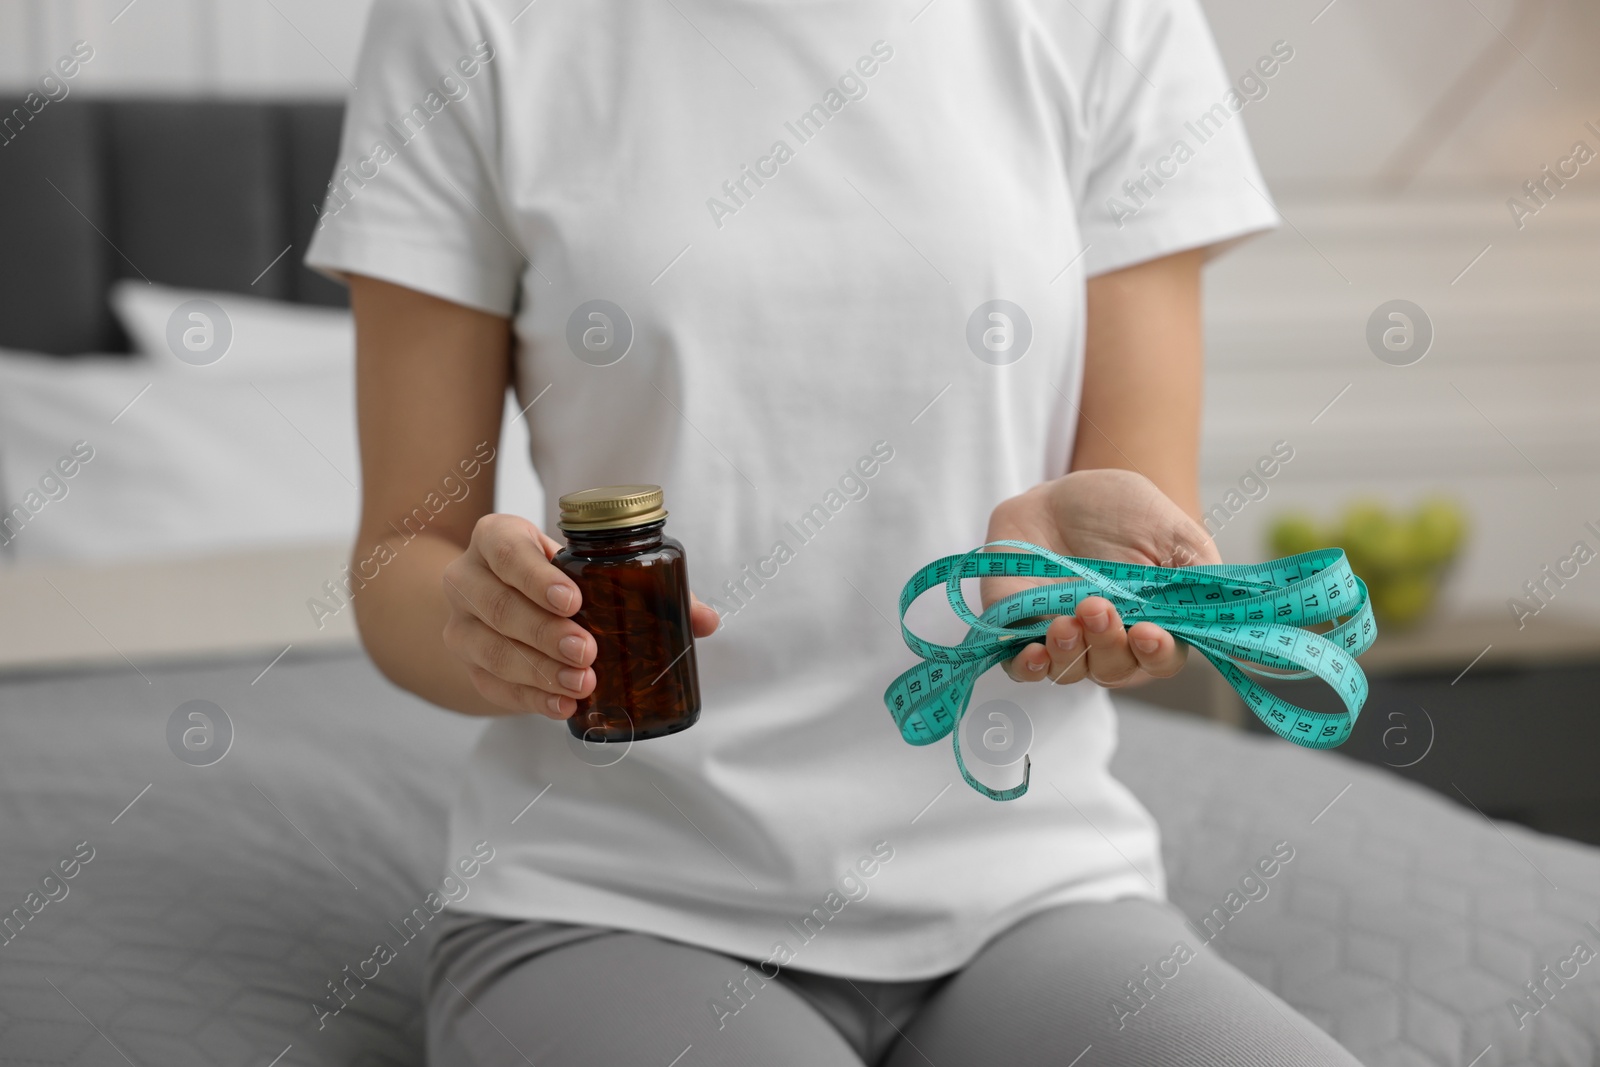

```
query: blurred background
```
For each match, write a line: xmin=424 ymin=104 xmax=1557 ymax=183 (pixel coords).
xmin=2 ymin=1 xmax=1599 ymax=1064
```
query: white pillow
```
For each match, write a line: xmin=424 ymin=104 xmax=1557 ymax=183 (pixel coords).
xmin=110 ymin=280 xmax=354 ymax=380
xmin=0 ymin=284 xmax=540 ymax=566
xmin=0 ymin=343 xmax=360 ymax=565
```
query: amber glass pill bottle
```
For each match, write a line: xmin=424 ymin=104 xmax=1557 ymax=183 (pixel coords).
xmin=552 ymin=485 xmax=702 ymax=743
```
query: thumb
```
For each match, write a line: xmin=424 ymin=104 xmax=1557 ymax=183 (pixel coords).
xmin=689 ymin=593 xmax=721 ymax=638
xmin=1153 ymin=511 xmax=1221 ymax=568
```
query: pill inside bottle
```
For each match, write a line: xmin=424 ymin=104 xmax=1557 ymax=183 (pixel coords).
xmin=552 ymin=484 xmax=702 ymax=744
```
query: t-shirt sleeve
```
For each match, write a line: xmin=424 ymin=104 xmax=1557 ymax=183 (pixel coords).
xmin=1063 ymin=0 xmax=1281 ymax=277
xmin=304 ymin=0 xmax=520 ymax=316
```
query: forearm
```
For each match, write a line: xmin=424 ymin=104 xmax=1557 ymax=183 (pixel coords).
xmin=1070 ymin=248 xmax=1206 ymax=524
xmin=352 ymin=531 xmax=507 ymax=717
xmin=345 ymin=273 xmax=520 ymax=718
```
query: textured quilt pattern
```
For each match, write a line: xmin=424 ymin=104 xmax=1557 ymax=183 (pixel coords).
xmin=1111 ymin=697 xmax=1600 ymax=1067
xmin=0 ymin=652 xmax=1596 ymax=1066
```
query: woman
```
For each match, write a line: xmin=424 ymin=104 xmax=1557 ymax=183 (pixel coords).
xmin=308 ymin=0 xmax=1362 ymax=1063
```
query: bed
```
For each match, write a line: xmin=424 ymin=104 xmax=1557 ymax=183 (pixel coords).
xmin=1 ymin=99 xmax=1597 ymax=1067
xmin=4 ymin=651 xmax=1598 ymax=1067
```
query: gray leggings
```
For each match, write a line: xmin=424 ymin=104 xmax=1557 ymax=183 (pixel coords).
xmin=425 ymin=897 xmax=1362 ymax=1066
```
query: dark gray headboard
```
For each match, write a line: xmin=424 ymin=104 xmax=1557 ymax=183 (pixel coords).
xmin=0 ymin=98 xmax=346 ymax=355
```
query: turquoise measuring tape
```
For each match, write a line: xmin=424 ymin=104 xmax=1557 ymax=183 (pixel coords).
xmin=883 ymin=541 xmax=1377 ymax=801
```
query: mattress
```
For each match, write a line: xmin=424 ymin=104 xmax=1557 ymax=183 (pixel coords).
xmin=0 ymin=649 xmax=1595 ymax=1066
xmin=0 ymin=649 xmax=478 ymax=1066
xmin=1112 ymin=701 xmax=1600 ymax=1067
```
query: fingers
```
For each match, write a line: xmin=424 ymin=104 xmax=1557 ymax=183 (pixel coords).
xmin=1074 ymin=599 xmax=1189 ymax=684
xmin=454 ymin=515 xmax=595 ymax=661
xmin=1075 ymin=597 xmax=1141 ymax=686
xmin=1043 ymin=615 xmax=1089 ymax=684
xmin=444 ymin=613 xmax=593 ymax=720
xmin=442 ymin=513 xmax=598 ymax=718
xmin=1002 ymin=640 xmax=1054 ymax=683
xmin=443 ymin=557 xmax=594 ymax=668
xmin=1003 ymin=599 xmax=1187 ymax=688
xmin=1126 ymin=621 xmax=1189 ymax=679
xmin=1001 ymin=614 xmax=1088 ymax=685
xmin=465 ymin=664 xmax=577 ymax=720
xmin=473 ymin=513 xmax=584 ymax=618
xmin=444 ymin=613 xmax=594 ymax=698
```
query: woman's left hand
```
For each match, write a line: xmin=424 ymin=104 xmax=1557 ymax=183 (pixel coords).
xmin=983 ymin=468 xmax=1220 ymax=688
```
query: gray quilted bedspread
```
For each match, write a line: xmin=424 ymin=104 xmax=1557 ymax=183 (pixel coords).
xmin=0 ymin=649 xmax=1595 ymax=1066
xmin=1109 ymin=696 xmax=1600 ymax=1067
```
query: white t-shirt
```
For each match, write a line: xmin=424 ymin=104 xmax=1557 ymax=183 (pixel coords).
xmin=308 ymin=0 xmax=1276 ymax=980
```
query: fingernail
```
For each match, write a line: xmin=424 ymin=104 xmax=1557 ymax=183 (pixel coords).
xmin=1082 ymin=609 xmax=1110 ymax=634
xmin=548 ymin=584 xmax=577 ymax=612
xmin=559 ymin=635 xmax=586 ymax=663
xmin=1132 ymin=635 xmax=1160 ymax=654
xmin=558 ymin=668 xmax=586 ymax=691
xmin=1025 ymin=657 xmax=1046 ymax=672
xmin=1053 ymin=633 xmax=1079 ymax=651
xmin=546 ymin=695 xmax=565 ymax=715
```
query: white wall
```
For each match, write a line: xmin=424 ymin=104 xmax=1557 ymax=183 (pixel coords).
xmin=1205 ymin=0 xmax=1600 ymax=190
xmin=1195 ymin=0 xmax=1600 ymax=621
xmin=0 ymin=0 xmax=372 ymax=98
xmin=1199 ymin=193 xmax=1600 ymax=617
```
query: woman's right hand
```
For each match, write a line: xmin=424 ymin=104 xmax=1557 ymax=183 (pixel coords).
xmin=440 ymin=513 xmax=720 ymax=718
xmin=442 ymin=514 xmax=596 ymax=719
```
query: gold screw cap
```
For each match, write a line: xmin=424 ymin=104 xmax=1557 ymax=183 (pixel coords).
xmin=557 ymin=484 xmax=668 ymax=531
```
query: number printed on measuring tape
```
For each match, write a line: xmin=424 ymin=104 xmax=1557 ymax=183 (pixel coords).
xmin=882 ymin=541 xmax=1377 ymax=801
